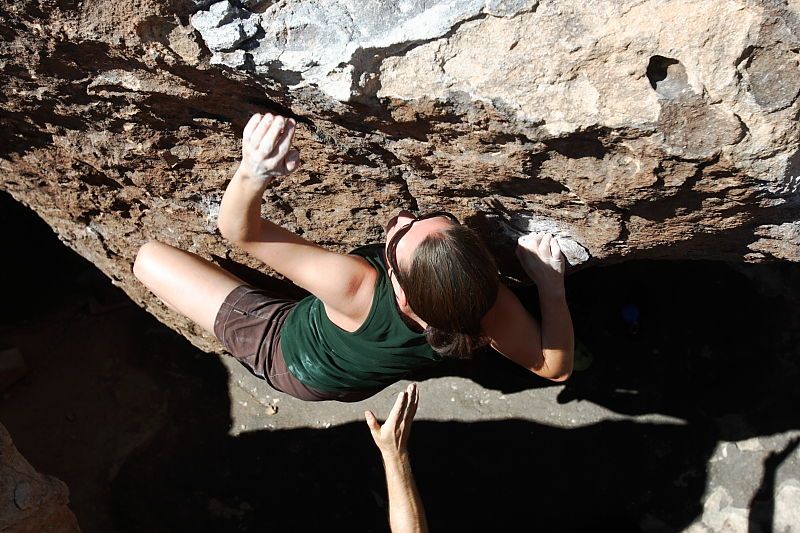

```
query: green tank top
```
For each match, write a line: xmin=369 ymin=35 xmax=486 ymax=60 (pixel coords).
xmin=280 ymin=244 xmax=441 ymax=392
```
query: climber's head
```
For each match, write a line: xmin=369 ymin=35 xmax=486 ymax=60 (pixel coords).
xmin=385 ymin=210 xmax=499 ymax=358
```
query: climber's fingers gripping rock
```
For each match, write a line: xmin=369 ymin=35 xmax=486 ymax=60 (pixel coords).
xmin=240 ymin=113 xmax=301 ymax=183
xmin=516 ymin=232 xmax=566 ymax=295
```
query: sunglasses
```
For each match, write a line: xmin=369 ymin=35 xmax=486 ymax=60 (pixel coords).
xmin=386 ymin=211 xmax=460 ymax=282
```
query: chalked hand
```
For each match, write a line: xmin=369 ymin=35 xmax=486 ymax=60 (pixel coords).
xmin=516 ymin=232 xmax=566 ymax=295
xmin=239 ymin=113 xmax=301 ymax=184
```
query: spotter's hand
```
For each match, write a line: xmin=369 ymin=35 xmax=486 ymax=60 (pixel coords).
xmin=239 ymin=113 xmax=300 ymax=183
xmin=365 ymin=383 xmax=419 ymax=460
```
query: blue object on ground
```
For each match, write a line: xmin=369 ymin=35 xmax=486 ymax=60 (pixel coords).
xmin=622 ymin=303 xmax=640 ymax=326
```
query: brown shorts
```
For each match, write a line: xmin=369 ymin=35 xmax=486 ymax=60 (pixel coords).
xmin=213 ymin=284 xmax=379 ymax=402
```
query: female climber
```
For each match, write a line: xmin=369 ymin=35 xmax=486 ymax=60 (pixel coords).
xmin=133 ymin=112 xmax=574 ymax=402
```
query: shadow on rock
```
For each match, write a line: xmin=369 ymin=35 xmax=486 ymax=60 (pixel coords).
xmin=554 ymin=261 xmax=800 ymax=440
xmin=420 ymin=260 xmax=800 ymax=440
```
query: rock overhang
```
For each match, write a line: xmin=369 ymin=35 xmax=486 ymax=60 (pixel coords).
xmin=0 ymin=0 xmax=798 ymax=353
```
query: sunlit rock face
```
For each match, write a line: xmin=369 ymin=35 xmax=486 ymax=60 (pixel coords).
xmin=1 ymin=0 xmax=798 ymax=352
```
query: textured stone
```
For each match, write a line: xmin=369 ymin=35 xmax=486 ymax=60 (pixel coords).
xmin=774 ymin=480 xmax=800 ymax=533
xmin=241 ymin=0 xmax=544 ymax=99
xmin=0 ymin=0 xmax=799 ymax=355
xmin=744 ymin=46 xmax=800 ymax=113
xmin=749 ymin=222 xmax=800 ymax=262
xmin=657 ymin=95 xmax=745 ymax=160
xmin=191 ymin=1 xmax=244 ymax=31
xmin=700 ymin=486 xmax=750 ymax=533
xmin=191 ymin=1 xmax=260 ymax=52
xmin=210 ymin=48 xmax=250 ymax=68
xmin=241 ymin=0 xmax=269 ymax=8
xmin=518 ymin=229 xmax=589 ymax=267
xmin=0 ymin=424 xmax=81 ymax=532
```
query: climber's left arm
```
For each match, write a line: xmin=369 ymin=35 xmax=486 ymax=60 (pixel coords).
xmin=217 ymin=113 xmax=377 ymax=323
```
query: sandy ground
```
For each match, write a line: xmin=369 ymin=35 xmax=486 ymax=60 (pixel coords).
xmin=1 ymin=192 xmax=799 ymax=532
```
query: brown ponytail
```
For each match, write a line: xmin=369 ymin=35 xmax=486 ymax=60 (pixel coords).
xmin=423 ymin=327 xmax=492 ymax=360
xmin=400 ymin=224 xmax=499 ymax=359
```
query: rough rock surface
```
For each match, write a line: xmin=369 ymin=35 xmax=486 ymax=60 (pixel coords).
xmin=0 ymin=423 xmax=81 ymax=532
xmin=1 ymin=0 xmax=799 ymax=353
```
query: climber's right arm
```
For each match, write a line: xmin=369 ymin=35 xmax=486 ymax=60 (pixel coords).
xmin=482 ymin=233 xmax=574 ymax=381
xmin=217 ymin=113 xmax=375 ymax=322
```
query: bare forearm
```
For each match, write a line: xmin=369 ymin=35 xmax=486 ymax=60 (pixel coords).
xmin=218 ymin=166 xmax=268 ymax=242
xmin=217 ymin=162 xmax=341 ymax=291
xmin=383 ymin=453 xmax=428 ymax=533
xmin=538 ymin=288 xmax=574 ymax=381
